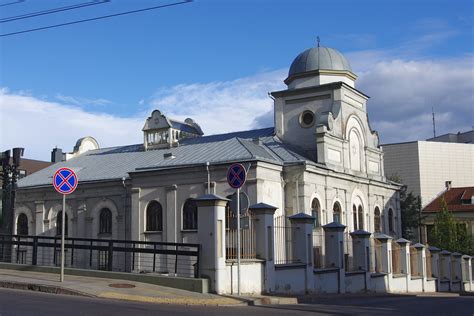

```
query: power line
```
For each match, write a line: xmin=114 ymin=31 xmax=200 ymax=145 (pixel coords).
xmin=0 ymin=0 xmax=192 ymax=37
xmin=1 ymin=0 xmax=110 ymax=23
xmin=0 ymin=0 xmax=25 ymax=8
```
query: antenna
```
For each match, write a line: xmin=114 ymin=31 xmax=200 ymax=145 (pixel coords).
xmin=316 ymin=36 xmax=320 ymax=47
xmin=432 ymin=106 xmax=436 ymax=138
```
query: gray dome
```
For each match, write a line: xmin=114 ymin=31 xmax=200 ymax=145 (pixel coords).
xmin=288 ymin=47 xmax=352 ymax=77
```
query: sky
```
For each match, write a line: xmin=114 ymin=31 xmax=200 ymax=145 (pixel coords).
xmin=0 ymin=0 xmax=473 ymax=161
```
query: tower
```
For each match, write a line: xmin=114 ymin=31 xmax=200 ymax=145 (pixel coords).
xmin=270 ymin=45 xmax=384 ymax=180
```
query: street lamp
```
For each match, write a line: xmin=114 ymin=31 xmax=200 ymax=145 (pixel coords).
xmin=1 ymin=147 xmax=24 ymax=236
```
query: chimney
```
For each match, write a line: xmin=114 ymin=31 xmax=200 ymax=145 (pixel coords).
xmin=445 ymin=181 xmax=452 ymax=190
xmin=51 ymin=148 xmax=64 ymax=163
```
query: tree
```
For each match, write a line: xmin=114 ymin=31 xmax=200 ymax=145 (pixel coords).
xmin=431 ymin=198 xmax=473 ymax=255
xmin=400 ymin=191 xmax=422 ymax=241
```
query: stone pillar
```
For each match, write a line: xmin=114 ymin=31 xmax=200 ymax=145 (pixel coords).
xmin=428 ymin=246 xmax=440 ymax=279
xmin=323 ymin=222 xmax=346 ymax=293
xmin=440 ymin=250 xmax=452 ymax=291
xmin=289 ymin=213 xmax=315 ymax=293
xmin=194 ymin=194 xmax=229 ymax=294
xmin=350 ymin=230 xmax=371 ymax=271
xmin=249 ymin=202 xmax=277 ymax=293
xmin=451 ymin=252 xmax=462 ymax=282
xmin=396 ymin=238 xmax=410 ymax=292
xmin=461 ymin=255 xmax=472 ymax=292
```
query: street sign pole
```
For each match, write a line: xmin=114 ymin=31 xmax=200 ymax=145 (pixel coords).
xmin=60 ymin=194 xmax=65 ymax=282
xmin=237 ymin=186 xmax=241 ymax=296
xmin=226 ymin=163 xmax=247 ymax=296
xmin=53 ymin=167 xmax=78 ymax=283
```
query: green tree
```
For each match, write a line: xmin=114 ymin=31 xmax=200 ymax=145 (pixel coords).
xmin=431 ymin=198 xmax=473 ymax=255
xmin=400 ymin=191 xmax=422 ymax=241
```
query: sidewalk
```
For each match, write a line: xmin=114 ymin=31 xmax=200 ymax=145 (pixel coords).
xmin=0 ymin=268 xmax=246 ymax=306
xmin=0 ymin=268 xmax=298 ymax=306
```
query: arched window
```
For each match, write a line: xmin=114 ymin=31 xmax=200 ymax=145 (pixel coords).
xmin=352 ymin=204 xmax=358 ymax=231
xmin=374 ymin=207 xmax=381 ymax=233
xmin=17 ymin=213 xmax=28 ymax=235
xmin=333 ymin=202 xmax=341 ymax=223
xmin=183 ymin=199 xmax=198 ymax=230
xmin=358 ymin=205 xmax=364 ymax=230
xmin=388 ymin=208 xmax=394 ymax=233
xmin=311 ymin=198 xmax=321 ymax=228
xmin=146 ymin=201 xmax=163 ymax=231
xmin=99 ymin=208 xmax=112 ymax=234
xmin=56 ymin=211 xmax=68 ymax=236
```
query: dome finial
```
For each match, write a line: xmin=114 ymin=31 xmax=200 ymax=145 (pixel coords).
xmin=316 ymin=36 xmax=320 ymax=48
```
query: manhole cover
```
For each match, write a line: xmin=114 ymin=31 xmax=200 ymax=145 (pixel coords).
xmin=108 ymin=283 xmax=136 ymax=288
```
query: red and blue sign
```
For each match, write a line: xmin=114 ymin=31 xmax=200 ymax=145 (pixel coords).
xmin=227 ymin=163 xmax=247 ymax=189
xmin=53 ymin=167 xmax=78 ymax=195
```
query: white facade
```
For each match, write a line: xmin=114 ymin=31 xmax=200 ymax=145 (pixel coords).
xmin=382 ymin=141 xmax=474 ymax=207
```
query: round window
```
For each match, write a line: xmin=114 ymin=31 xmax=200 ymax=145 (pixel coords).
xmin=300 ymin=111 xmax=315 ymax=128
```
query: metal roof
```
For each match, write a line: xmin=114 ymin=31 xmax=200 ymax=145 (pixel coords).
xmin=288 ymin=47 xmax=352 ymax=77
xmin=17 ymin=127 xmax=311 ymax=188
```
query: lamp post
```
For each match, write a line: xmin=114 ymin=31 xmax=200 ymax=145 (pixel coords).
xmin=1 ymin=148 xmax=24 ymax=260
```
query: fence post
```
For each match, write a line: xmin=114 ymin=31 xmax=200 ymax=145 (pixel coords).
xmin=289 ymin=213 xmax=315 ymax=294
xmin=323 ymin=222 xmax=346 ymax=294
xmin=374 ymin=233 xmax=392 ymax=292
xmin=395 ymin=238 xmax=410 ymax=293
xmin=248 ymin=203 xmax=277 ymax=294
xmin=194 ymin=194 xmax=229 ymax=294
xmin=461 ymin=255 xmax=471 ymax=292
xmin=428 ymin=246 xmax=440 ymax=290
xmin=439 ymin=250 xmax=452 ymax=292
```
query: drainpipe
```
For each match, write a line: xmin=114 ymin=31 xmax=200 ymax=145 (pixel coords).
xmin=205 ymin=162 xmax=211 ymax=194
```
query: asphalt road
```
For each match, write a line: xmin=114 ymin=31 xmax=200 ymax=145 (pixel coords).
xmin=0 ymin=288 xmax=472 ymax=316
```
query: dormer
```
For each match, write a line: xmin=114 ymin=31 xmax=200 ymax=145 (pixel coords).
xmin=142 ymin=110 xmax=203 ymax=150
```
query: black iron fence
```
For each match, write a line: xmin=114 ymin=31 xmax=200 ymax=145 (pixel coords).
xmin=0 ymin=234 xmax=200 ymax=278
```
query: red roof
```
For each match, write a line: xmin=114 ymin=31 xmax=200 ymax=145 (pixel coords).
xmin=423 ymin=187 xmax=474 ymax=213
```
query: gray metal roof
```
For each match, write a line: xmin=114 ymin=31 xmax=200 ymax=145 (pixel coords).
xmin=18 ymin=127 xmax=311 ymax=188
xmin=288 ymin=47 xmax=352 ymax=77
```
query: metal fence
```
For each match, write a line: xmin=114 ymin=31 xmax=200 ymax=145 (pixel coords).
xmin=372 ymin=238 xmax=384 ymax=273
xmin=451 ymin=257 xmax=458 ymax=280
xmin=0 ymin=234 xmax=200 ymax=278
xmin=274 ymin=216 xmax=300 ymax=265
xmin=391 ymin=241 xmax=402 ymax=274
xmin=225 ymin=209 xmax=257 ymax=260
xmin=344 ymin=233 xmax=356 ymax=272
xmin=410 ymin=247 xmax=420 ymax=277
xmin=426 ymin=248 xmax=432 ymax=278
xmin=312 ymin=230 xmax=325 ymax=269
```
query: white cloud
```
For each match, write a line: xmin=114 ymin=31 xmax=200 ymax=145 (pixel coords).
xmin=55 ymin=94 xmax=112 ymax=107
xmin=149 ymin=69 xmax=286 ymax=135
xmin=0 ymin=89 xmax=143 ymax=161
xmin=355 ymin=55 xmax=473 ymax=143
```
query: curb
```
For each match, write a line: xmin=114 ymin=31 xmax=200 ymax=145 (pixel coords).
xmin=0 ymin=280 xmax=95 ymax=298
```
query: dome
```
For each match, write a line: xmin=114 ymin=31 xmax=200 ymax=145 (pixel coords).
xmin=288 ymin=47 xmax=352 ymax=77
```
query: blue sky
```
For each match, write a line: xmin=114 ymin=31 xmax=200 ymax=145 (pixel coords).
xmin=1 ymin=0 xmax=473 ymax=160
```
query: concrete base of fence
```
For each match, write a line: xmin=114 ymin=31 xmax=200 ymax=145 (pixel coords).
xmin=0 ymin=263 xmax=209 ymax=293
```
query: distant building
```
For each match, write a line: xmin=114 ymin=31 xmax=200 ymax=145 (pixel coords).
xmin=427 ymin=130 xmax=473 ymax=144
xmin=421 ymin=185 xmax=474 ymax=244
xmin=382 ymin=137 xmax=473 ymax=208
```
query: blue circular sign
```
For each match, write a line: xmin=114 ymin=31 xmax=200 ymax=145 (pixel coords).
xmin=53 ymin=167 xmax=78 ymax=195
xmin=227 ymin=163 xmax=246 ymax=189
